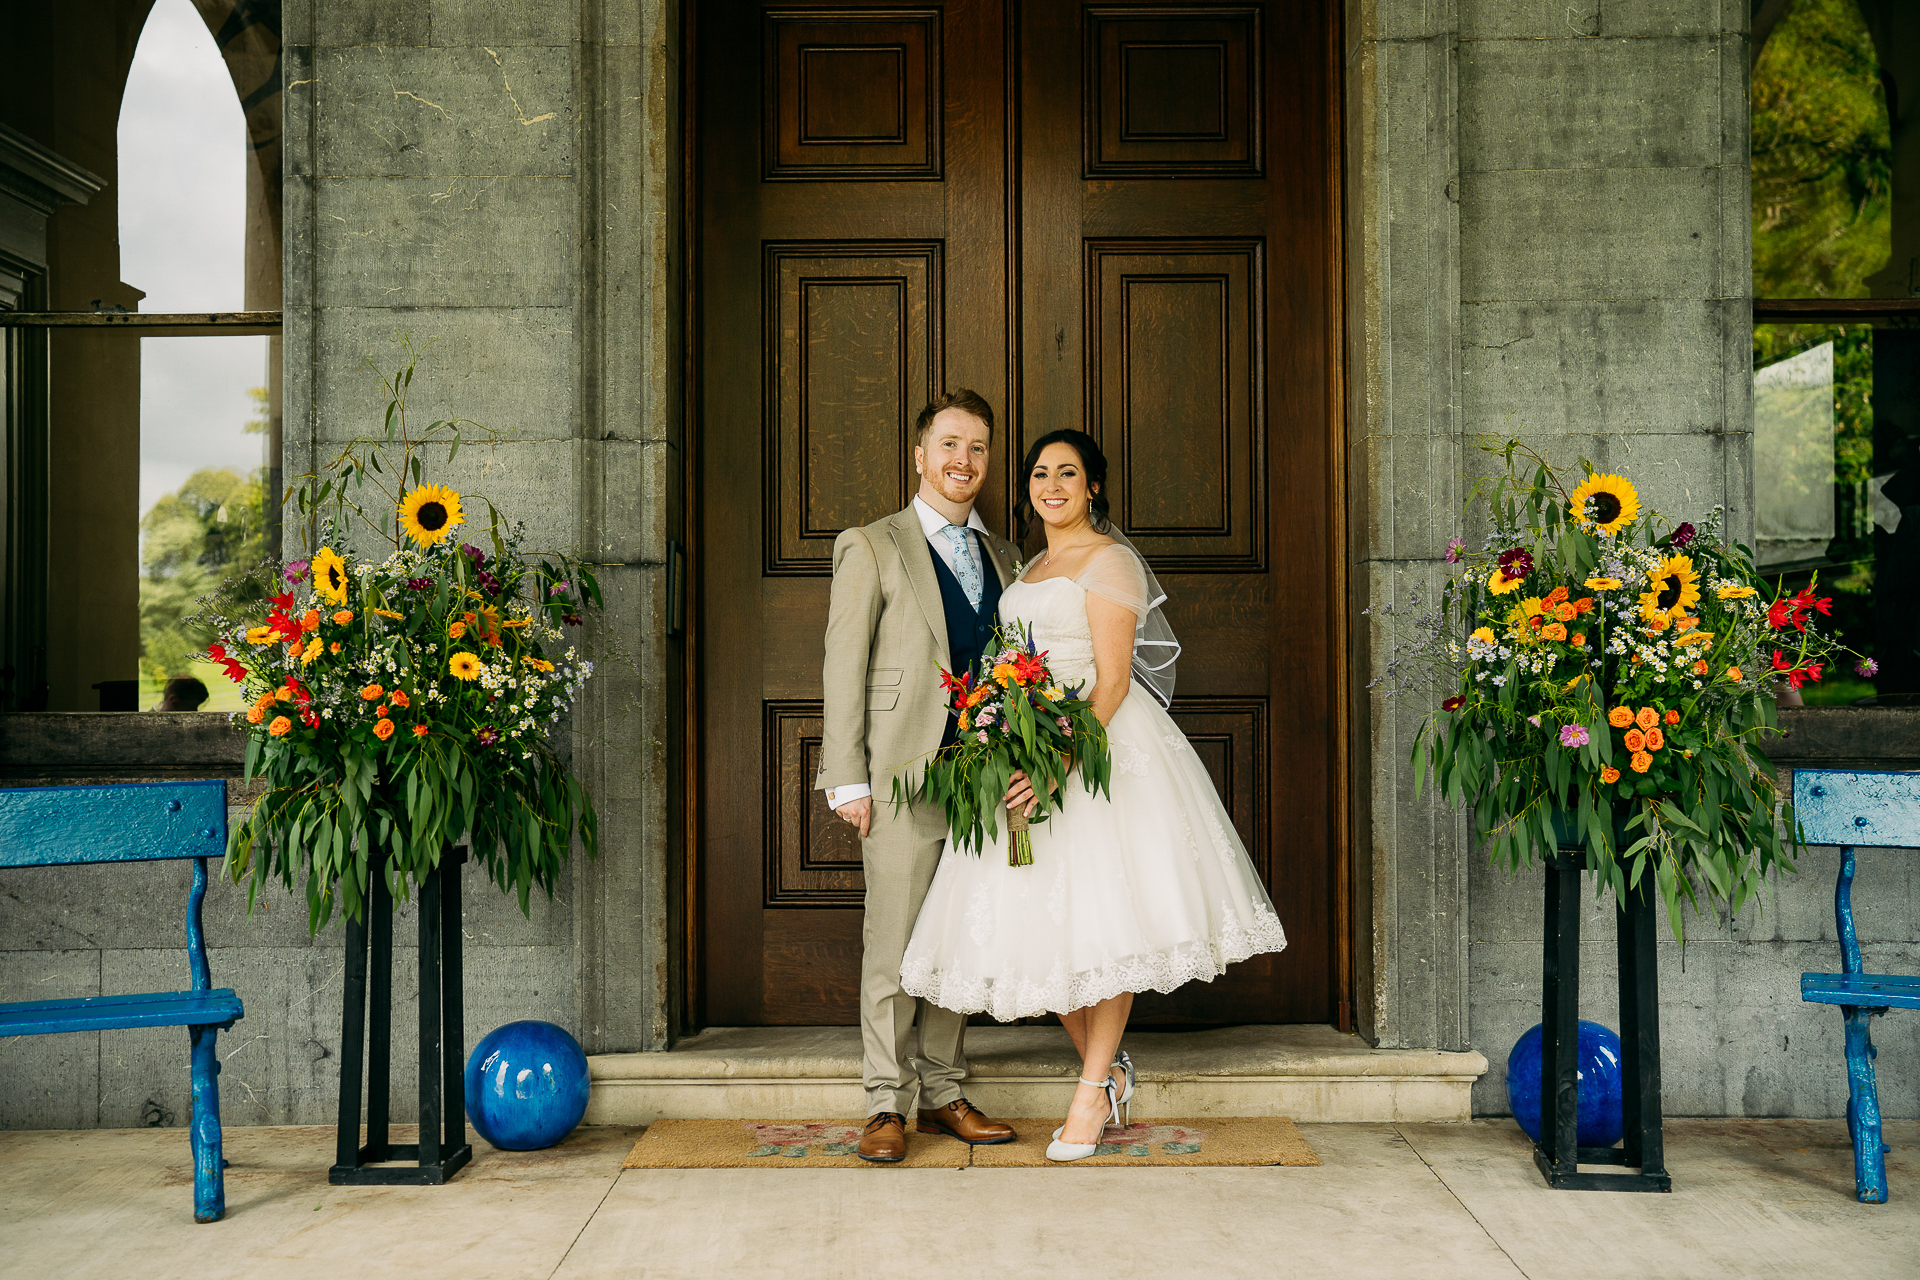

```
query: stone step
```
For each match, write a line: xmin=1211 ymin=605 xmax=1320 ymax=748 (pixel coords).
xmin=587 ymin=1025 xmax=1487 ymax=1125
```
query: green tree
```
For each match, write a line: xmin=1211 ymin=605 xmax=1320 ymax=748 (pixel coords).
xmin=1752 ymin=0 xmax=1892 ymax=299
xmin=139 ymin=467 xmax=268 ymax=684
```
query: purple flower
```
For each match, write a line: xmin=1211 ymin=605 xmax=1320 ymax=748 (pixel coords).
xmin=460 ymin=543 xmax=485 ymax=564
xmin=1527 ymin=715 xmax=1542 ymax=727
xmin=1857 ymin=657 xmax=1880 ymax=677
xmin=405 ymin=577 xmax=434 ymax=592
xmin=283 ymin=559 xmax=311 ymax=583
xmin=1445 ymin=537 xmax=1465 ymax=565
xmin=475 ymin=725 xmax=500 ymax=748
xmin=1559 ymin=724 xmax=1590 ymax=748
xmin=1667 ymin=522 xmax=1697 ymax=549
xmin=1497 ymin=548 xmax=1535 ymax=579
xmin=476 ymin=569 xmax=503 ymax=597
xmin=563 ymin=612 xmax=583 ymax=627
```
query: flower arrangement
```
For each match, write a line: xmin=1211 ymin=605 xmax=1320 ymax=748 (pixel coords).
xmin=214 ymin=346 xmax=600 ymax=929
xmin=894 ymin=622 xmax=1112 ymax=866
xmin=1384 ymin=442 xmax=1865 ymax=934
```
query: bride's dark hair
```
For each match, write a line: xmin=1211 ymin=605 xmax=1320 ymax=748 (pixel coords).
xmin=1014 ymin=429 xmax=1110 ymax=541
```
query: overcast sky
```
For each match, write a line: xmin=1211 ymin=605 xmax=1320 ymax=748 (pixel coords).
xmin=121 ymin=0 xmax=268 ymax=522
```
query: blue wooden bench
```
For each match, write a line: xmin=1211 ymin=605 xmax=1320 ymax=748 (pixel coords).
xmin=1796 ymin=767 xmax=1920 ymax=1205
xmin=0 ymin=780 xmax=243 ymax=1222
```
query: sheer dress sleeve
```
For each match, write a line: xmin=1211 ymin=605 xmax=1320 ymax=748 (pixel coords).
xmin=1075 ymin=542 xmax=1153 ymax=618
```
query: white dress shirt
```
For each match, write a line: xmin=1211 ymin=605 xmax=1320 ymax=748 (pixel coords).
xmin=825 ymin=498 xmax=989 ymax=810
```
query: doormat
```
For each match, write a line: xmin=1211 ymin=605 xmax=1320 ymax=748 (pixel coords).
xmin=622 ymin=1118 xmax=1318 ymax=1169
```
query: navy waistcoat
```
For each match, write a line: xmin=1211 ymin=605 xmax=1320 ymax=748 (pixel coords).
xmin=929 ymin=536 xmax=1003 ymax=749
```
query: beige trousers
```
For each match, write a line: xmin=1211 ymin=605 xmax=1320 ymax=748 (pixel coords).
xmin=860 ymin=796 xmax=968 ymax=1116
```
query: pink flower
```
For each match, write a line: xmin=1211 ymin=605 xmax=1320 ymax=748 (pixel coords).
xmin=283 ymin=559 xmax=310 ymax=583
xmin=1445 ymin=537 xmax=1465 ymax=565
xmin=1857 ymin=657 xmax=1880 ymax=677
xmin=976 ymin=730 xmax=989 ymax=743
xmin=1527 ymin=715 xmax=1541 ymax=727
xmin=1558 ymin=724 xmax=1590 ymax=748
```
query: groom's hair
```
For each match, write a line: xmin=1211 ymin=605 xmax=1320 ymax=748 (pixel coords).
xmin=914 ymin=389 xmax=996 ymax=443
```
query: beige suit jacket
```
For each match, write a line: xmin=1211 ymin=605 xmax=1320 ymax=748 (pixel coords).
xmin=815 ymin=506 xmax=1021 ymax=797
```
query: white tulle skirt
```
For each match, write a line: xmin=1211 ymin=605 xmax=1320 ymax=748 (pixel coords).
xmin=899 ymin=680 xmax=1287 ymax=1021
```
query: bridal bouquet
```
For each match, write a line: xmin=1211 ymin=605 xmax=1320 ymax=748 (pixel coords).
xmin=896 ymin=622 xmax=1111 ymax=866
xmin=1377 ymin=440 xmax=1867 ymax=934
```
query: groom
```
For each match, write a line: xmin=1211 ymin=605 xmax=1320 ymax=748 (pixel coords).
xmin=816 ymin=389 xmax=1022 ymax=1163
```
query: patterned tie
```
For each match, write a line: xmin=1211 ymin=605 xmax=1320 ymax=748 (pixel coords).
xmin=941 ymin=524 xmax=983 ymax=609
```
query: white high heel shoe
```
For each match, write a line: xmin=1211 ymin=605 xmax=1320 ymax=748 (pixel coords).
xmin=1111 ymin=1050 xmax=1135 ymax=1126
xmin=1053 ymin=1054 xmax=1137 ymax=1138
xmin=1046 ymin=1075 xmax=1119 ymax=1162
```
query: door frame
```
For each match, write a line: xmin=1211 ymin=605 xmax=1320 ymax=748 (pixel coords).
xmin=676 ymin=0 xmax=1352 ymax=1035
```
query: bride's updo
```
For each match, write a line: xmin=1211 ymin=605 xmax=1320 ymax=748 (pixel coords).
xmin=1015 ymin=429 xmax=1110 ymax=540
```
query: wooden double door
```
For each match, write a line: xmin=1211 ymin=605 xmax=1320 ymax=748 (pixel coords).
xmin=694 ymin=1 xmax=1342 ymax=1028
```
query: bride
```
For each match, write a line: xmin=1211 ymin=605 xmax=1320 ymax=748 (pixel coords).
xmin=899 ymin=429 xmax=1287 ymax=1161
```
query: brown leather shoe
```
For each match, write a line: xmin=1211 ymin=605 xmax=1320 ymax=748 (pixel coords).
xmin=917 ymin=1098 xmax=1017 ymax=1145
xmin=858 ymin=1111 xmax=908 ymax=1163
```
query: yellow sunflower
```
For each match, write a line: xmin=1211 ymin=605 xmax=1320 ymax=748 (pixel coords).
xmin=448 ymin=651 xmax=481 ymax=681
xmin=1716 ymin=585 xmax=1757 ymax=600
xmin=312 ymin=546 xmax=350 ymax=605
xmin=1568 ymin=473 xmax=1641 ymax=535
xmin=1638 ymin=554 xmax=1701 ymax=623
xmin=522 ymin=656 xmax=555 ymax=673
xmin=398 ymin=483 xmax=466 ymax=548
xmin=1469 ymin=626 xmax=1496 ymax=645
xmin=1585 ymin=576 xmax=1623 ymax=591
xmin=1487 ymin=566 xmax=1526 ymax=595
xmin=1505 ymin=596 xmax=1549 ymax=642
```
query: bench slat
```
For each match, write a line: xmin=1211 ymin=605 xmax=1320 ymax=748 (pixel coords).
xmin=0 ymin=989 xmax=244 ymax=1036
xmin=1801 ymin=972 xmax=1920 ymax=1011
xmin=0 ymin=780 xmax=227 ymax=868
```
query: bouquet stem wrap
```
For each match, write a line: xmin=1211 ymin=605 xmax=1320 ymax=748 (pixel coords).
xmin=1006 ymin=804 xmax=1033 ymax=867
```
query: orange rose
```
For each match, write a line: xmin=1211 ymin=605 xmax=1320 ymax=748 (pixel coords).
xmin=375 ymin=705 xmax=387 ymax=717
xmin=246 ymin=706 xmax=265 ymax=724
xmin=374 ymin=718 xmax=395 ymax=741
xmin=1644 ymin=727 xmax=1665 ymax=751
xmin=1541 ymin=622 xmax=1568 ymax=641
xmin=1664 ymin=709 xmax=1680 ymax=725
xmin=302 ymin=609 xmax=321 ymax=632
xmin=1725 ymin=666 xmax=1743 ymax=682
xmin=333 ymin=610 xmax=354 ymax=626
xmin=361 ymin=684 xmax=383 ymax=701
xmin=412 ymin=724 xmax=429 ymax=738
xmin=1630 ymin=750 xmax=1653 ymax=774
xmin=1545 ymin=585 xmax=1569 ymax=606
xmin=1647 ymin=614 xmax=1671 ymax=633
xmin=1675 ymin=615 xmax=1698 ymax=631
xmin=273 ymin=685 xmax=292 ymax=701
xmin=1554 ymin=603 xmax=1577 ymax=622
xmin=449 ymin=620 xmax=467 ymax=639
xmin=1635 ymin=707 xmax=1659 ymax=731
xmin=391 ymin=690 xmax=411 ymax=708
xmin=1572 ymin=597 xmax=1594 ymax=615
xmin=1608 ymin=707 xmax=1634 ymax=728
xmin=329 ymin=642 xmax=343 ymax=654
xmin=1571 ymin=633 xmax=1587 ymax=647
xmin=1624 ymin=729 xmax=1646 ymax=752
xmin=1691 ymin=660 xmax=1709 ymax=675
xmin=268 ymin=716 xmax=293 ymax=737
xmin=1600 ymin=765 xmax=1622 ymax=784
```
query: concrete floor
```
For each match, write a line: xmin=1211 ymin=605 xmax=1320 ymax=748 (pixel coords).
xmin=4 ymin=1120 xmax=1918 ymax=1279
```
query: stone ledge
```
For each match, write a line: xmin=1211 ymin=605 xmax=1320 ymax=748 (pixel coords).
xmin=1761 ymin=706 xmax=1920 ymax=769
xmin=0 ymin=712 xmax=246 ymax=778
xmin=586 ymin=1026 xmax=1488 ymax=1125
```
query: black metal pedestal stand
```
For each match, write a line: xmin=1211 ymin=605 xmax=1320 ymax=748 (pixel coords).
xmin=331 ymin=846 xmax=472 ymax=1185
xmin=1534 ymin=846 xmax=1671 ymax=1192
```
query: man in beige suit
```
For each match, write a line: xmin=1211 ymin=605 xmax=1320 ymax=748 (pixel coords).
xmin=816 ymin=389 xmax=1022 ymax=1162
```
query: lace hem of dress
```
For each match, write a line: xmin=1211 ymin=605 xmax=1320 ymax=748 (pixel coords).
xmin=899 ymin=905 xmax=1289 ymax=1022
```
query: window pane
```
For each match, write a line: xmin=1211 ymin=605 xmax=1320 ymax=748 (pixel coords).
xmin=1752 ymin=0 xmax=1892 ymax=300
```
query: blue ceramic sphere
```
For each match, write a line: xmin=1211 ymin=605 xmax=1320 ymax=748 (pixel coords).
xmin=1505 ymin=1020 xmax=1625 ymax=1149
xmin=465 ymin=1020 xmax=590 ymax=1151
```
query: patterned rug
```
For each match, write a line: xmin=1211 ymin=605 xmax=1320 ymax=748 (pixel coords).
xmin=622 ymin=1118 xmax=1318 ymax=1169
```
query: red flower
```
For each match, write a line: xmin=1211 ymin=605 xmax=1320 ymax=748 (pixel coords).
xmin=1766 ymin=599 xmax=1792 ymax=629
xmin=1441 ymin=695 xmax=1466 ymax=712
xmin=1497 ymin=548 xmax=1535 ymax=579
xmin=270 ymin=591 xmax=295 ymax=611
xmin=1011 ymin=651 xmax=1047 ymax=685
xmin=205 ymin=643 xmax=247 ymax=684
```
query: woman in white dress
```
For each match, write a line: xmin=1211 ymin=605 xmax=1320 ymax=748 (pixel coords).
xmin=899 ymin=429 xmax=1287 ymax=1161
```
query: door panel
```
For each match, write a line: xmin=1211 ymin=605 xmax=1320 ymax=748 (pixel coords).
xmin=696 ymin=0 xmax=1337 ymax=1028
